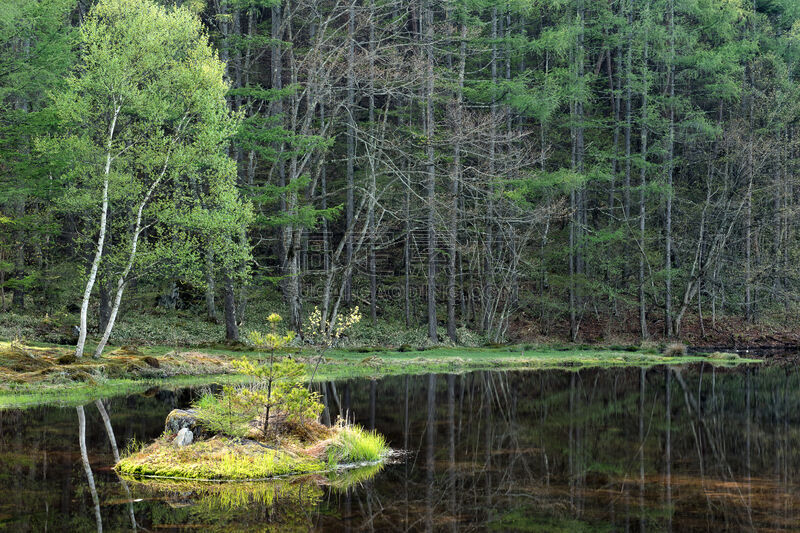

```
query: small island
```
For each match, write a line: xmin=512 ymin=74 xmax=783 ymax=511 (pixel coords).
xmin=117 ymin=313 xmax=389 ymax=481
xmin=117 ymin=410 xmax=388 ymax=480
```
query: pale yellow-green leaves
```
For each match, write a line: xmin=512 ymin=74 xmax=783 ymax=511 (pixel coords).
xmin=247 ymin=312 xmax=295 ymax=351
xmin=50 ymin=0 xmax=249 ymax=290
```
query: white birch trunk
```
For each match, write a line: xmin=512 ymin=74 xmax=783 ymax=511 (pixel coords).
xmin=76 ymin=105 xmax=119 ymax=358
xmin=93 ymin=148 xmax=173 ymax=358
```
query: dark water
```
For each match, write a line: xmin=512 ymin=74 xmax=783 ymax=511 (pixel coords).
xmin=1 ymin=363 xmax=799 ymax=532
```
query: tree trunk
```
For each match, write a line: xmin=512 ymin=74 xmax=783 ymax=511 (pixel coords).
xmin=483 ymin=6 xmax=498 ymax=334
xmin=425 ymin=0 xmax=437 ymax=342
xmin=447 ymin=17 xmax=467 ymax=343
xmin=205 ymin=247 xmax=217 ymax=322
xmin=320 ymin=103 xmax=331 ymax=277
xmin=368 ymin=0 xmax=378 ymax=325
xmin=569 ymin=185 xmax=577 ymax=341
xmin=745 ymin=76 xmax=754 ymax=323
xmin=76 ymin=105 xmax=119 ymax=358
xmin=404 ymin=183 xmax=412 ymax=328
xmin=345 ymin=1 xmax=356 ymax=306
xmin=98 ymin=279 xmax=112 ymax=333
xmin=569 ymin=1 xmax=586 ymax=342
xmin=94 ymin=149 xmax=175 ymax=357
xmin=745 ymin=0 xmax=756 ymax=324
xmin=639 ymin=39 xmax=649 ymax=340
xmin=574 ymin=0 xmax=585 ymax=341
xmin=98 ymin=221 xmax=113 ymax=332
xmin=223 ymin=273 xmax=239 ymax=342
xmin=272 ymin=4 xmax=287 ymax=276
xmin=624 ymin=0 xmax=633 ymax=224
xmin=665 ymin=0 xmax=675 ymax=337
xmin=12 ymin=199 xmax=25 ymax=309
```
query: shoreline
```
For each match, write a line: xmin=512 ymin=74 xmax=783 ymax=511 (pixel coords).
xmin=0 ymin=341 xmax=763 ymax=409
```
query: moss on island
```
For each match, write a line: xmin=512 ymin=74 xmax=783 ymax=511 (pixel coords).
xmin=117 ymin=421 xmax=389 ymax=480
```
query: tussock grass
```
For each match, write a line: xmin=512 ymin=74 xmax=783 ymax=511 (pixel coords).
xmin=639 ymin=340 xmax=662 ymax=354
xmin=0 ymin=341 xmax=234 ymax=389
xmin=326 ymin=424 xmax=389 ymax=464
xmin=664 ymin=342 xmax=688 ymax=357
xmin=707 ymin=351 xmax=740 ymax=360
xmin=0 ymin=340 xmax=759 ymax=410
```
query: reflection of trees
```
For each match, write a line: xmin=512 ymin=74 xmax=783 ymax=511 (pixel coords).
xmin=95 ymin=399 xmax=137 ymax=531
xmin=665 ymin=368 xmax=672 ymax=533
xmin=76 ymin=400 xmax=141 ymax=532
xmin=320 ymin=365 xmax=800 ymax=531
xmin=77 ymin=405 xmax=102 ymax=533
xmin=670 ymin=367 xmax=756 ymax=530
xmin=639 ymin=367 xmax=645 ymax=532
xmin=5 ymin=366 xmax=800 ymax=530
xmin=0 ymin=391 xmax=179 ymax=531
xmin=425 ymin=374 xmax=435 ymax=533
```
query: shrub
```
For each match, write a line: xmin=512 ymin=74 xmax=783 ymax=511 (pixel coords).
xmin=664 ymin=342 xmax=687 ymax=357
xmin=231 ymin=356 xmax=323 ymax=439
xmin=639 ymin=340 xmax=661 ymax=354
xmin=194 ymin=312 xmax=323 ymax=441
xmin=707 ymin=351 xmax=740 ymax=360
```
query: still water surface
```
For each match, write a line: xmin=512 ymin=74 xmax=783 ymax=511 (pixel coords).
xmin=0 ymin=363 xmax=798 ymax=531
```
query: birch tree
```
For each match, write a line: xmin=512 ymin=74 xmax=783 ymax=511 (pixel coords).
xmin=50 ymin=0 xmax=242 ymax=357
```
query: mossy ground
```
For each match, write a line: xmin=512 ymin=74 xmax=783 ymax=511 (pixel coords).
xmin=0 ymin=340 xmax=759 ymax=408
xmin=117 ymin=436 xmax=325 ymax=480
xmin=117 ymin=424 xmax=389 ymax=480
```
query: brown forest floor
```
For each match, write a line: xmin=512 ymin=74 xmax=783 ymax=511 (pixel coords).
xmin=509 ymin=312 xmax=800 ymax=349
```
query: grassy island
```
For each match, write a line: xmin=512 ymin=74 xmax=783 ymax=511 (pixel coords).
xmin=117 ymin=424 xmax=388 ymax=480
xmin=117 ymin=312 xmax=389 ymax=481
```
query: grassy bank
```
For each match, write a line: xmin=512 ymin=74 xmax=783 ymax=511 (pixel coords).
xmin=0 ymin=340 xmax=758 ymax=409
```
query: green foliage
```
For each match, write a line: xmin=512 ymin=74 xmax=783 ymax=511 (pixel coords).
xmin=192 ymin=313 xmax=323 ymax=440
xmin=304 ymin=306 xmax=362 ymax=344
xmin=232 ymin=357 xmax=323 ymax=426
xmin=193 ymin=390 xmax=257 ymax=438
xmin=0 ymin=0 xmax=76 ymax=304
xmin=40 ymin=0 xmax=251 ymax=327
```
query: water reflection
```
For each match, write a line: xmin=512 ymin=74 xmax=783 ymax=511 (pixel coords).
xmin=125 ymin=477 xmax=324 ymax=532
xmin=1 ymin=364 xmax=800 ymax=530
xmin=76 ymin=405 xmax=102 ymax=533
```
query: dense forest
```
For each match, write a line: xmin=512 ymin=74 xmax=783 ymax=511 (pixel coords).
xmin=3 ymin=0 xmax=800 ymax=348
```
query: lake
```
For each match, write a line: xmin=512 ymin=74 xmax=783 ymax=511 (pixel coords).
xmin=0 ymin=363 xmax=797 ymax=531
